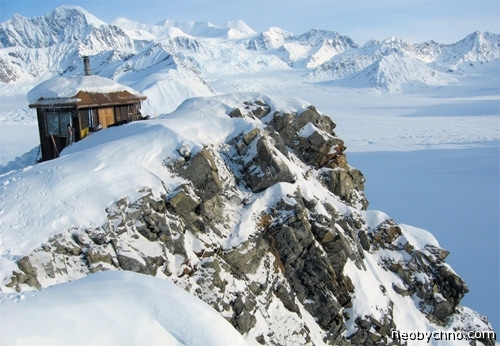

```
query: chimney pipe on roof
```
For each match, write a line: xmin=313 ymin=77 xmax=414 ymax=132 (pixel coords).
xmin=83 ymin=56 xmax=92 ymax=76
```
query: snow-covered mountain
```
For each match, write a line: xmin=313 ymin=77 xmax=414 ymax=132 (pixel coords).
xmin=0 ymin=93 xmax=496 ymax=345
xmin=315 ymin=52 xmax=456 ymax=93
xmin=0 ymin=5 xmax=498 ymax=104
xmin=0 ymin=6 xmax=108 ymax=48
xmin=307 ymin=33 xmax=499 ymax=90
xmin=0 ymin=6 xmax=215 ymax=114
xmin=244 ymin=28 xmax=358 ymax=68
xmin=112 ymin=17 xmax=257 ymax=41
xmin=433 ymin=31 xmax=500 ymax=69
xmin=0 ymin=6 xmax=498 ymax=346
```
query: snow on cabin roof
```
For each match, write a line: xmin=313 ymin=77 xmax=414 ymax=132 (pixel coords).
xmin=27 ymin=75 xmax=145 ymax=105
xmin=28 ymin=91 xmax=147 ymax=109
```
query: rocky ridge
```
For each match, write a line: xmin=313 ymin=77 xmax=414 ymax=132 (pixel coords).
xmin=2 ymin=99 xmax=494 ymax=345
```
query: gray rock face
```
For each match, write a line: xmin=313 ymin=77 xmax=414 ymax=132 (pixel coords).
xmin=225 ymin=101 xmax=367 ymax=210
xmin=86 ymin=244 xmax=114 ymax=268
xmin=264 ymin=104 xmax=369 ymax=209
xmin=178 ymin=148 xmax=223 ymax=201
xmin=227 ymin=125 xmax=295 ymax=193
xmin=322 ymin=169 xmax=368 ymax=209
xmin=245 ymin=136 xmax=296 ymax=192
xmin=229 ymin=100 xmax=271 ymax=120
xmin=167 ymin=184 xmax=201 ymax=216
xmin=371 ymin=220 xmax=471 ymax=327
xmin=4 ymin=99 xmax=494 ymax=346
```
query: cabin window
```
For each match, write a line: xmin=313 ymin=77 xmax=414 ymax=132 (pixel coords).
xmin=45 ymin=112 xmax=72 ymax=136
xmin=46 ymin=113 xmax=59 ymax=136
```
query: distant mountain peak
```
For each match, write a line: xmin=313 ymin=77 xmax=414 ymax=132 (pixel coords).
xmin=266 ymin=26 xmax=294 ymax=35
xmin=302 ymin=28 xmax=339 ymax=36
xmin=382 ymin=35 xmax=402 ymax=43
xmin=153 ymin=19 xmax=254 ymax=39
xmin=297 ymin=28 xmax=343 ymax=43
xmin=50 ymin=5 xmax=106 ymax=27
xmin=0 ymin=5 xmax=111 ymax=49
xmin=224 ymin=19 xmax=253 ymax=30
xmin=223 ymin=20 xmax=256 ymax=39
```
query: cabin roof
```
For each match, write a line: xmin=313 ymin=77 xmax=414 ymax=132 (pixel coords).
xmin=29 ymin=90 xmax=147 ymax=109
xmin=28 ymin=75 xmax=146 ymax=108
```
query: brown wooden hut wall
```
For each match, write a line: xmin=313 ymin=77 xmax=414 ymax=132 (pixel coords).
xmin=113 ymin=104 xmax=141 ymax=124
xmin=37 ymin=107 xmax=79 ymax=161
xmin=114 ymin=105 xmax=128 ymax=123
xmin=35 ymin=101 xmax=144 ymax=161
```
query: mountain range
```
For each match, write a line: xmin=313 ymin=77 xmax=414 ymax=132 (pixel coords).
xmin=0 ymin=5 xmax=498 ymax=113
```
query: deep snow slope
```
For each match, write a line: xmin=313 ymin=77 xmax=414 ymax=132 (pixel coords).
xmin=0 ymin=270 xmax=250 ymax=346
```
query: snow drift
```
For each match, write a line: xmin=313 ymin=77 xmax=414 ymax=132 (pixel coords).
xmin=0 ymin=270 xmax=249 ymax=346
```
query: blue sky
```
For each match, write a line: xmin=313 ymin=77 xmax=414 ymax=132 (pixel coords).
xmin=0 ymin=0 xmax=499 ymax=335
xmin=1 ymin=0 xmax=499 ymax=44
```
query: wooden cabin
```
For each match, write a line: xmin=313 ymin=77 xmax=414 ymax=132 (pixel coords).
xmin=28 ymin=57 xmax=147 ymax=161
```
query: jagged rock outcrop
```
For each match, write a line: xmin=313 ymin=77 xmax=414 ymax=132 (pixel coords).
xmin=230 ymin=131 xmax=296 ymax=193
xmin=372 ymin=220 xmax=469 ymax=325
xmin=3 ymin=99 xmax=495 ymax=346
xmin=227 ymin=102 xmax=368 ymax=209
xmin=268 ymin=105 xmax=367 ymax=209
xmin=178 ymin=148 xmax=223 ymax=201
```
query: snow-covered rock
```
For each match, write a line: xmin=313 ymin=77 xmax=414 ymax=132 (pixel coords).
xmin=0 ymin=93 xmax=495 ymax=345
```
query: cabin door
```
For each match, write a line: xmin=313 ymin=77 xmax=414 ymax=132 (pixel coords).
xmin=98 ymin=107 xmax=115 ymax=129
